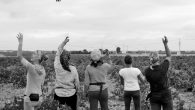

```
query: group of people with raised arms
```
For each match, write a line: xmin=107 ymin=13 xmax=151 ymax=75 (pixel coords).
xmin=16 ymin=33 xmax=172 ymax=110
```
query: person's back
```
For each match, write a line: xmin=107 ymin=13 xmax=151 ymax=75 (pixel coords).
xmin=54 ymin=65 xmax=78 ymax=96
xmin=25 ymin=62 xmax=46 ymax=96
xmin=144 ymin=36 xmax=173 ymax=110
xmin=145 ymin=59 xmax=169 ymax=92
xmin=16 ymin=33 xmax=48 ymax=110
xmin=85 ymin=63 xmax=110 ymax=91
xmin=119 ymin=67 xmax=141 ymax=91
xmin=53 ymin=36 xmax=79 ymax=110
xmin=119 ymin=55 xmax=145 ymax=110
xmin=85 ymin=50 xmax=111 ymax=110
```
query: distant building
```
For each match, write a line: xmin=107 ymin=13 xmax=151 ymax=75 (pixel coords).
xmin=177 ymin=51 xmax=181 ymax=56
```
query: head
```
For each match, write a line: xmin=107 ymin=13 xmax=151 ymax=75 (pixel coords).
xmin=124 ymin=55 xmax=132 ymax=65
xmin=60 ymin=50 xmax=71 ymax=72
xmin=149 ymin=52 xmax=160 ymax=65
xmin=31 ymin=50 xmax=48 ymax=64
xmin=90 ymin=50 xmax=103 ymax=67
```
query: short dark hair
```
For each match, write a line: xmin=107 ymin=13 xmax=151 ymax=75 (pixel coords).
xmin=124 ymin=55 xmax=132 ymax=65
xmin=39 ymin=54 xmax=48 ymax=64
xmin=90 ymin=59 xmax=103 ymax=67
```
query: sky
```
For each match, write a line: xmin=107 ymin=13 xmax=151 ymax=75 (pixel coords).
xmin=1 ymin=0 xmax=195 ymax=51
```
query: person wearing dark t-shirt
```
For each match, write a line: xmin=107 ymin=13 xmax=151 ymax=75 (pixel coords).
xmin=144 ymin=36 xmax=173 ymax=110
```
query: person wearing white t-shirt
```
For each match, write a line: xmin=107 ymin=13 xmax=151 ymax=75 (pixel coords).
xmin=119 ymin=55 xmax=145 ymax=110
xmin=16 ymin=33 xmax=48 ymax=110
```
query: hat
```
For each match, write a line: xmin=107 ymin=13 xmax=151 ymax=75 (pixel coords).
xmin=90 ymin=50 xmax=102 ymax=61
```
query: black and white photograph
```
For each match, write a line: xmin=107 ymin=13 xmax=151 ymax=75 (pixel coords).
xmin=0 ymin=0 xmax=195 ymax=110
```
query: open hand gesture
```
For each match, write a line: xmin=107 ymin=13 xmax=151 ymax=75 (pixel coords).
xmin=17 ymin=33 xmax=23 ymax=43
xmin=64 ymin=36 xmax=69 ymax=43
xmin=162 ymin=36 xmax=168 ymax=44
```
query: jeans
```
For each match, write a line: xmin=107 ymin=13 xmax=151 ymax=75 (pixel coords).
xmin=124 ymin=90 xmax=140 ymax=110
xmin=54 ymin=93 xmax=77 ymax=110
xmin=150 ymin=89 xmax=173 ymax=110
xmin=88 ymin=88 xmax=109 ymax=110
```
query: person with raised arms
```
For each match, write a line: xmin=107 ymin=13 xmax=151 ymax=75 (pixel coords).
xmin=53 ymin=36 xmax=80 ymax=110
xmin=144 ymin=36 xmax=173 ymax=110
xmin=17 ymin=33 xmax=48 ymax=110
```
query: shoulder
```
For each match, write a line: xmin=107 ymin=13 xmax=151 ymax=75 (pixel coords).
xmin=69 ymin=66 xmax=79 ymax=76
xmin=86 ymin=65 xmax=91 ymax=69
xmin=102 ymin=63 xmax=111 ymax=67
xmin=144 ymin=67 xmax=150 ymax=75
xmin=160 ymin=58 xmax=170 ymax=67
xmin=133 ymin=67 xmax=141 ymax=71
xmin=119 ymin=68 xmax=126 ymax=75
xmin=102 ymin=63 xmax=111 ymax=70
xmin=69 ymin=65 xmax=77 ymax=70
xmin=132 ymin=67 xmax=141 ymax=75
xmin=165 ymin=57 xmax=171 ymax=62
xmin=119 ymin=68 xmax=125 ymax=72
xmin=70 ymin=63 xmax=75 ymax=66
xmin=21 ymin=57 xmax=32 ymax=67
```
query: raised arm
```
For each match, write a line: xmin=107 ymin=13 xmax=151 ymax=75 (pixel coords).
xmin=54 ymin=36 xmax=69 ymax=70
xmin=58 ymin=36 xmax=69 ymax=53
xmin=162 ymin=36 xmax=171 ymax=61
xmin=17 ymin=33 xmax=32 ymax=68
xmin=102 ymin=50 xmax=116 ymax=71
xmin=17 ymin=33 xmax=23 ymax=61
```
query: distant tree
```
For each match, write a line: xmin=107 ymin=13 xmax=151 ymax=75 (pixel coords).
xmin=52 ymin=51 xmax=56 ymax=54
xmin=116 ymin=47 xmax=121 ymax=54
xmin=83 ymin=49 xmax=88 ymax=54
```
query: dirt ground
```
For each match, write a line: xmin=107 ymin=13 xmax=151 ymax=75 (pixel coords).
xmin=0 ymin=83 xmax=195 ymax=110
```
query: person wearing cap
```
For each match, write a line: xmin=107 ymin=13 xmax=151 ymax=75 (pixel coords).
xmin=16 ymin=33 xmax=48 ymax=110
xmin=119 ymin=55 xmax=145 ymax=110
xmin=144 ymin=36 xmax=173 ymax=110
xmin=84 ymin=49 xmax=113 ymax=110
xmin=53 ymin=36 xmax=80 ymax=110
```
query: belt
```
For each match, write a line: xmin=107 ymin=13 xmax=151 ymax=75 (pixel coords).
xmin=89 ymin=82 xmax=106 ymax=98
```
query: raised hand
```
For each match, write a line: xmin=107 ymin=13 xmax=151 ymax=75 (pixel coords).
xmin=162 ymin=36 xmax=168 ymax=44
xmin=162 ymin=36 xmax=171 ymax=58
xmin=64 ymin=36 xmax=69 ymax=43
xmin=17 ymin=33 xmax=23 ymax=44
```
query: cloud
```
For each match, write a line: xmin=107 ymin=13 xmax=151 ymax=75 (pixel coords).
xmin=1 ymin=0 xmax=195 ymax=50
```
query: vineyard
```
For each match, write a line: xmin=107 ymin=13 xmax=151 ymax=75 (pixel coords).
xmin=0 ymin=54 xmax=195 ymax=110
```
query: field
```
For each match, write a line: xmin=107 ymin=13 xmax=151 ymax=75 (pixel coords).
xmin=0 ymin=54 xmax=195 ymax=110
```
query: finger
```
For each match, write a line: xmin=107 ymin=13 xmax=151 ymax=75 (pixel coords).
xmin=164 ymin=36 xmax=167 ymax=40
xmin=162 ymin=38 xmax=164 ymax=42
xmin=19 ymin=33 xmax=23 ymax=37
xmin=18 ymin=33 xmax=21 ymax=37
xmin=17 ymin=34 xmax=20 ymax=38
xmin=19 ymin=33 xmax=22 ymax=37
